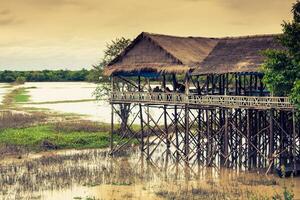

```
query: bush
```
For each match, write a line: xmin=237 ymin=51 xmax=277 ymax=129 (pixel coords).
xmin=14 ymin=76 xmax=26 ymax=85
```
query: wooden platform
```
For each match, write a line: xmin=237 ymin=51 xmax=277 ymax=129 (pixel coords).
xmin=110 ymin=92 xmax=295 ymax=110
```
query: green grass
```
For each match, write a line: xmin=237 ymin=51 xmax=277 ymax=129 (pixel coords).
xmin=0 ymin=125 xmax=112 ymax=151
xmin=14 ymin=88 xmax=30 ymax=103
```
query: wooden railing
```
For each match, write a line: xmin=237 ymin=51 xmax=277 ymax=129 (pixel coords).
xmin=110 ymin=92 xmax=295 ymax=110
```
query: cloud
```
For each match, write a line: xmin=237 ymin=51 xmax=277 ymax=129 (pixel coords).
xmin=27 ymin=0 xmax=84 ymax=7
xmin=0 ymin=9 xmax=11 ymax=15
xmin=0 ymin=17 xmax=23 ymax=26
xmin=0 ymin=8 xmax=23 ymax=26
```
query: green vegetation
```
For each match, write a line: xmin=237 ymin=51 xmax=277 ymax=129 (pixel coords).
xmin=0 ymin=112 xmax=137 ymax=153
xmin=0 ymin=125 xmax=111 ymax=151
xmin=0 ymin=69 xmax=102 ymax=83
xmin=14 ymin=76 xmax=26 ymax=85
xmin=14 ymin=88 xmax=30 ymax=103
xmin=92 ymin=37 xmax=131 ymax=84
xmin=2 ymin=87 xmax=32 ymax=107
xmin=262 ymin=1 xmax=300 ymax=109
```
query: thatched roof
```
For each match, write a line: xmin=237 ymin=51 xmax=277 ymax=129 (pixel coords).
xmin=192 ymin=35 xmax=282 ymax=75
xmin=103 ymin=32 xmax=282 ymax=76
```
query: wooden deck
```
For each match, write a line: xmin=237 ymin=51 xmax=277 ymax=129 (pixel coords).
xmin=110 ymin=92 xmax=295 ymax=110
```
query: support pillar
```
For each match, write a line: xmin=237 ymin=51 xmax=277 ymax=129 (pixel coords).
xmin=138 ymin=76 xmax=144 ymax=152
xmin=292 ymin=111 xmax=297 ymax=175
xmin=223 ymin=109 xmax=229 ymax=168
xmin=269 ymin=109 xmax=274 ymax=172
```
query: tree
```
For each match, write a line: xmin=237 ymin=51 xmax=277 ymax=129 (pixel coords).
xmin=92 ymin=37 xmax=131 ymax=83
xmin=262 ymin=1 xmax=300 ymax=109
xmin=14 ymin=76 xmax=26 ymax=85
xmin=92 ymin=37 xmax=132 ymax=132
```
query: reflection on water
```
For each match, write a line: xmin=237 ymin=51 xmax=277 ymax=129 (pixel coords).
xmin=1 ymin=147 xmax=299 ymax=200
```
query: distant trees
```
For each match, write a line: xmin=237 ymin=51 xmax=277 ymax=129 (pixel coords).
xmin=0 ymin=69 xmax=93 ymax=82
xmin=262 ymin=0 xmax=300 ymax=108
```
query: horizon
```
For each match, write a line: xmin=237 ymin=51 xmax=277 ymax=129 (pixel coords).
xmin=0 ymin=0 xmax=295 ymax=71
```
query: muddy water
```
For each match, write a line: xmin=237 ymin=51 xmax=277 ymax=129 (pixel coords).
xmin=0 ymin=147 xmax=299 ymax=200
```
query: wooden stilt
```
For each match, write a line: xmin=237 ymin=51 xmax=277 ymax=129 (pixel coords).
xmin=110 ymin=77 xmax=114 ymax=152
xmin=247 ymin=109 xmax=251 ymax=170
xmin=292 ymin=111 xmax=297 ymax=175
xmin=224 ymin=109 xmax=229 ymax=167
xmin=269 ymin=109 xmax=274 ymax=172
xmin=138 ymin=76 xmax=144 ymax=152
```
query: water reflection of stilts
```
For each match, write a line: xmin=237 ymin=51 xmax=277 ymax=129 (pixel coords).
xmin=1 ymin=148 xmax=299 ymax=200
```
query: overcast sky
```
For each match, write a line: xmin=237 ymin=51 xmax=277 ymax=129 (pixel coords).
xmin=0 ymin=0 xmax=295 ymax=70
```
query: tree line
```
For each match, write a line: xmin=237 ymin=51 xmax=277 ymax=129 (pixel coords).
xmin=0 ymin=69 xmax=106 ymax=83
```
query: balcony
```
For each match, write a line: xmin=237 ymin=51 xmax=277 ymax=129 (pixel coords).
xmin=110 ymin=92 xmax=295 ymax=110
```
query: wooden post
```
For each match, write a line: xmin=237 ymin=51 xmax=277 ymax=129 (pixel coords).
xmin=222 ymin=74 xmax=226 ymax=95
xmin=206 ymin=75 xmax=210 ymax=95
xmin=196 ymin=75 xmax=201 ymax=94
xmin=110 ymin=76 xmax=114 ymax=152
xmin=253 ymin=110 xmax=258 ymax=168
xmin=224 ymin=109 xmax=229 ymax=167
xmin=172 ymin=74 xmax=179 ymax=161
xmin=259 ymin=75 xmax=264 ymax=96
xmin=146 ymin=78 xmax=150 ymax=159
xmin=219 ymin=74 xmax=222 ymax=95
xmin=138 ymin=76 xmax=144 ymax=152
xmin=197 ymin=108 xmax=202 ymax=164
xmin=238 ymin=74 xmax=242 ymax=95
xmin=243 ymin=74 xmax=246 ymax=95
xmin=211 ymin=75 xmax=215 ymax=95
xmin=235 ymin=73 xmax=238 ymax=95
xmin=225 ymin=73 xmax=229 ymax=95
xmin=184 ymin=73 xmax=190 ymax=161
xmin=269 ymin=109 xmax=274 ymax=172
xmin=206 ymin=109 xmax=211 ymax=166
xmin=249 ymin=74 xmax=253 ymax=96
xmin=247 ymin=109 xmax=251 ymax=170
xmin=292 ymin=111 xmax=297 ymax=175
xmin=163 ymin=74 xmax=170 ymax=150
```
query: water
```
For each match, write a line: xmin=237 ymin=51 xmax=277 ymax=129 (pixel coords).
xmin=18 ymin=82 xmax=110 ymax=122
xmin=1 ymin=147 xmax=299 ymax=200
xmin=0 ymin=83 xmax=10 ymax=104
xmin=24 ymin=82 xmax=96 ymax=102
xmin=21 ymin=82 xmax=165 ymax=123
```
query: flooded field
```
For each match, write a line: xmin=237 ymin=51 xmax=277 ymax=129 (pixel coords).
xmin=1 ymin=146 xmax=300 ymax=200
xmin=1 ymin=82 xmax=299 ymax=199
xmin=0 ymin=83 xmax=10 ymax=104
xmin=11 ymin=82 xmax=163 ymax=123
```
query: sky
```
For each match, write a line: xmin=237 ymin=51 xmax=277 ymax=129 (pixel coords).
xmin=0 ymin=0 xmax=295 ymax=70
